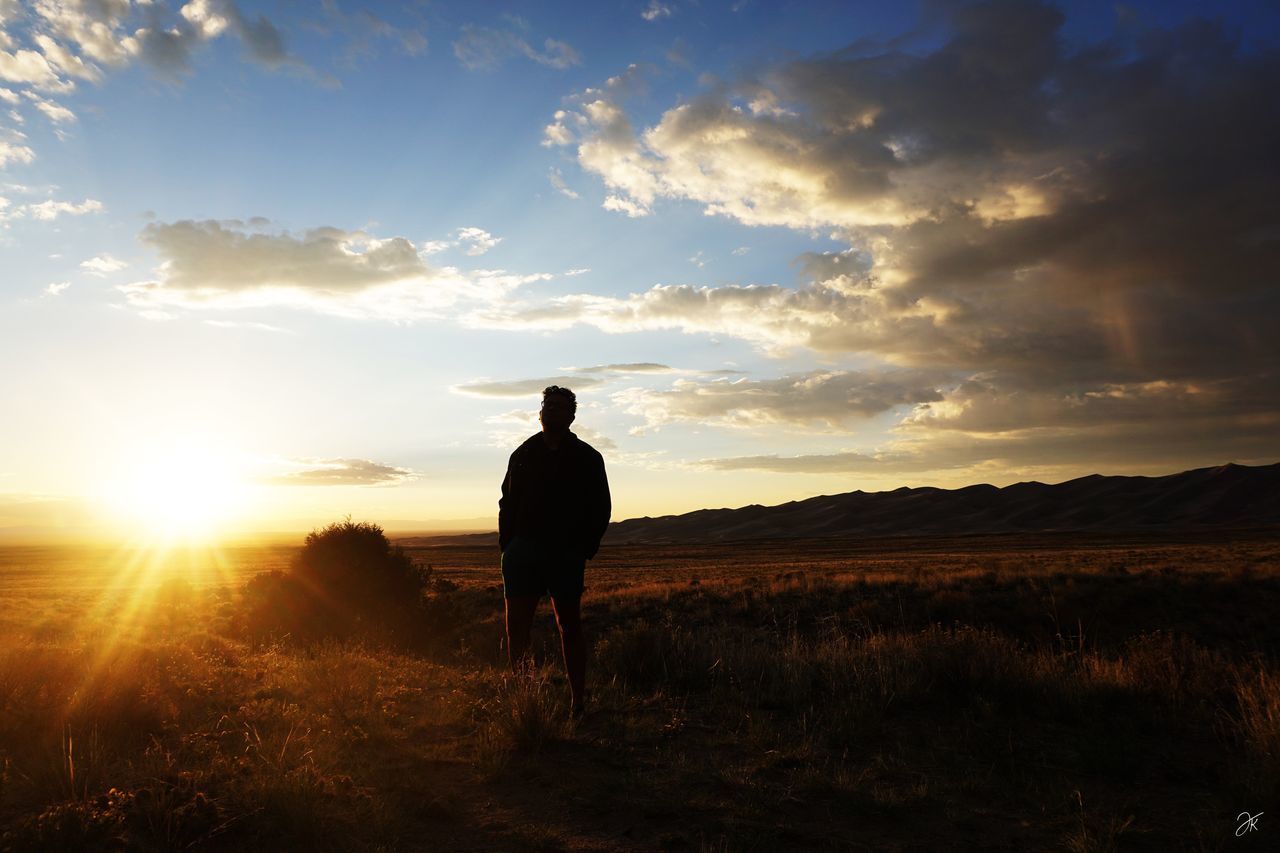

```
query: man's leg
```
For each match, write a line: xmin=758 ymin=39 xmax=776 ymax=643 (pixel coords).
xmin=505 ymin=595 xmax=540 ymax=675
xmin=551 ymin=593 xmax=586 ymax=714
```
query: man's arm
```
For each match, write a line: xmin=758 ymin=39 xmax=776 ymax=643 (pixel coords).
xmin=498 ymin=452 xmax=516 ymax=552
xmin=583 ymin=453 xmax=611 ymax=560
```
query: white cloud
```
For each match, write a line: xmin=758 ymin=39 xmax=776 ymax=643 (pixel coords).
xmin=22 ymin=90 xmax=74 ymax=123
xmin=469 ymin=281 xmax=859 ymax=358
xmin=25 ymin=197 xmax=102 ymax=220
xmin=204 ymin=319 xmax=291 ymax=333
xmin=613 ymin=369 xmax=943 ymax=431
xmin=641 ymin=2 xmax=673 ymax=22
xmin=29 ymin=0 xmax=138 ymax=68
xmin=0 ymin=47 xmax=74 ymax=91
xmin=456 ymin=226 xmax=501 ymax=256
xmin=33 ymin=33 xmax=100 ymax=82
xmin=602 ymin=194 xmax=648 ymax=217
xmin=180 ymin=0 xmax=231 ymax=40
xmin=44 ymin=280 xmax=70 ymax=296
xmin=421 ymin=226 xmax=502 ymax=257
xmin=548 ymin=166 xmax=579 ymax=199
xmin=0 ymin=139 xmax=34 ymax=167
xmin=117 ymin=219 xmax=552 ymax=322
xmin=79 ymin=253 xmax=127 ymax=275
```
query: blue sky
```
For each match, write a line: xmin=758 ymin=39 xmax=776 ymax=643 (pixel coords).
xmin=2 ymin=0 xmax=1278 ymax=541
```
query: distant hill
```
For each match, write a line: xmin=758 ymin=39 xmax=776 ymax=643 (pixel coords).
xmin=603 ymin=463 xmax=1280 ymax=544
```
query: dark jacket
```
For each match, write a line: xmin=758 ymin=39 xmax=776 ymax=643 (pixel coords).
xmin=498 ymin=431 xmax=611 ymax=559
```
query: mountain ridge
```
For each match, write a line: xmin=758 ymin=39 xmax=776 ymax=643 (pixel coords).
xmin=394 ymin=462 xmax=1280 ymax=548
xmin=603 ymin=462 xmax=1280 ymax=544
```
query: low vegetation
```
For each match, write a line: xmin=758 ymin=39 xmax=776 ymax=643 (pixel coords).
xmin=0 ymin=530 xmax=1276 ymax=850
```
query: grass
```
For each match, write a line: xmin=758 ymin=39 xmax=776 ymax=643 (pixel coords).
xmin=0 ymin=533 xmax=1277 ymax=850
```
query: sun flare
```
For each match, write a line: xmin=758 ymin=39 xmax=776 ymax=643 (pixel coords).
xmin=102 ymin=440 xmax=250 ymax=542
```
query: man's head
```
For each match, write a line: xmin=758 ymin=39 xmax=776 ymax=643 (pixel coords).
xmin=539 ymin=385 xmax=576 ymax=433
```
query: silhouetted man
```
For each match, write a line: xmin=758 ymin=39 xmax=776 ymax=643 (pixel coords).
xmin=498 ymin=385 xmax=611 ymax=717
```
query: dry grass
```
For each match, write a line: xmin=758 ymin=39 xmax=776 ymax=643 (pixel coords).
xmin=0 ymin=533 xmax=1276 ymax=850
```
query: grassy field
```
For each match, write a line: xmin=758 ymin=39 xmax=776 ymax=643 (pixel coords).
xmin=1 ymin=532 xmax=1277 ymax=851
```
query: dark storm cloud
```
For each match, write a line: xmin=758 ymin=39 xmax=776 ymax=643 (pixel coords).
xmin=529 ymin=0 xmax=1280 ymax=473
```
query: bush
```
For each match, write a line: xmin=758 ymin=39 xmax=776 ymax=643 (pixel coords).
xmin=241 ymin=519 xmax=432 ymax=644
xmin=293 ymin=519 xmax=427 ymax=612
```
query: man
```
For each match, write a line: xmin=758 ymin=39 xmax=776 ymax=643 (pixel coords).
xmin=498 ymin=385 xmax=611 ymax=718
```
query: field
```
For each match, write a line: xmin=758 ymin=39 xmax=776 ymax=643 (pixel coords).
xmin=1 ymin=532 xmax=1278 ymax=851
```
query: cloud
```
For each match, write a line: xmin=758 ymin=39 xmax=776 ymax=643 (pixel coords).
xmin=453 ymin=22 xmax=579 ymax=71
xmin=421 ymin=226 xmax=503 ymax=256
xmin=602 ymin=195 xmax=648 ymax=217
xmin=79 ymin=253 xmax=126 ymax=275
xmin=697 ymin=413 xmax=1280 ymax=480
xmin=455 ymin=226 xmax=500 ymax=256
xmin=316 ymin=1 xmax=428 ymax=66
xmin=560 ymin=362 xmax=676 ymax=374
xmin=204 ymin=319 xmax=291 ymax=333
xmin=696 ymin=449 xmax=902 ymax=474
xmin=225 ymin=2 xmax=290 ymax=68
xmin=613 ymin=369 xmax=943 ymax=431
xmin=548 ymin=167 xmax=579 ymax=199
xmin=22 ymin=197 xmax=103 ymax=220
xmin=44 ymin=280 xmax=69 ymax=296
xmin=21 ymin=90 xmax=74 ymax=122
xmin=453 ymin=376 xmax=608 ymax=397
xmin=267 ymin=458 xmax=415 ymax=486
xmin=0 ymin=0 xmax=309 ymax=109
xmin=0 ymin=139 xmax=33 ymax=167
xmin=117 ymin=219 xmax=551 ymax=321
xmin=642 ymin=2 xmax=673 ymax=22
xmin=469 ymin=282 xmax=854 ymax=357
xmin=0 ymin=46 xmax=74 ymax=91
xmin=521 ymin=2 xmax=1280 ymax=475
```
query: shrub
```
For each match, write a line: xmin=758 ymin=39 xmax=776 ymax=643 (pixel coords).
xmin=241 ymin=519 xmax=432 ymax=644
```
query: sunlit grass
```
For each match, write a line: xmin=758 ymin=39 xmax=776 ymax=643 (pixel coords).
xmin=0 ymin=535 xmax=1276 ymax=849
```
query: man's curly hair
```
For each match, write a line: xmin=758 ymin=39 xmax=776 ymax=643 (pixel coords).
xmin=542 ymin=385 xmax=577 ymax=413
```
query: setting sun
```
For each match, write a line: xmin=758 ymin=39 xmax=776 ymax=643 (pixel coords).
xmin=100 ymin=441 xmax=249 ymax=542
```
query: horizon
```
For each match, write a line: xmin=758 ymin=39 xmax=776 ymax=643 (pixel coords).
xmin=3 ymin=0 xmax=1279 ymax=546
xmin=1 ymin=457 xmax=1270 ymax=547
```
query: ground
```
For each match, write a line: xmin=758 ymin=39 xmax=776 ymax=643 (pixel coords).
xmin=0 ymin=531 xmax=1277 ymax=851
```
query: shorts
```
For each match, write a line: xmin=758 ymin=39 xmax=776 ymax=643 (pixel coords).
xmin=501 ymin=535 xmax=586 ymax=600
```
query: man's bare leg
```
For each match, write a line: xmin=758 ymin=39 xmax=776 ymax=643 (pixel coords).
xmin=505 ymin=594 xmax=540 ymax=675
xmin=551 ymin=594 xmax=586 ymax=715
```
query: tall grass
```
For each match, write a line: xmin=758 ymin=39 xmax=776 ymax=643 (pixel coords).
xmin=0 ymin=537 xmax=1276 ymax=850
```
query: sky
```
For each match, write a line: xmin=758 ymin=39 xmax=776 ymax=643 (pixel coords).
xmin=2 ymin=0 xmax=1278 ymax=542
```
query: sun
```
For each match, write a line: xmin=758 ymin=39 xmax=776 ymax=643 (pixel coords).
xmin=102 ymin=439 xmax=249 ymax=543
